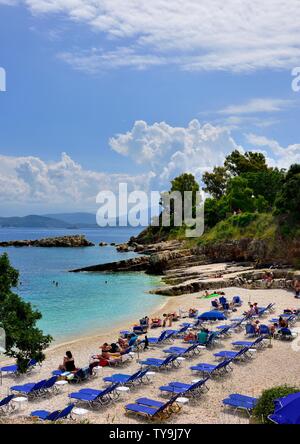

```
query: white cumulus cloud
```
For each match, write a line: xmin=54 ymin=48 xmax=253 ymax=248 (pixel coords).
xmin=109 ymin=119 xmax=243 ymax=184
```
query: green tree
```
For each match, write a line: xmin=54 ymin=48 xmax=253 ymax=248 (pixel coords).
xmin=274 ymin=164 xmax=300 ymax=219
xmin=225 ymin=176 xmax=256 ymax=213
xmin=0 ymin=253 xmax=52 ymax=372
xmin=243 ymin=168 xmax=284 ymax=206
xmin=160 ymin=173 xmax=200 ymax=225
xmin=202 ymin=166 xmax=230 ymax=199
xmin=224 ymin=150 xmax=268 ymax=176
xmin=204 ymin=196 xmax=230 ymax=228
xmin=170 ymin=173 xmax=200 ymax=196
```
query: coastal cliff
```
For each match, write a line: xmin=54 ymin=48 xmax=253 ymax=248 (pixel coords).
xmin=0 ymin=235 xmax=95 ymax=248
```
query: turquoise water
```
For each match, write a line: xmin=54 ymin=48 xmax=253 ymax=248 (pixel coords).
xmin=0 ymin=228 xmax=164 ymax=342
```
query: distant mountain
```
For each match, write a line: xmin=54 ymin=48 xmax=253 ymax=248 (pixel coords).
xmin=0 ymin=215 xmax=75 ymax=228
xmin=44 ymin=212 xmax=98 ymax=227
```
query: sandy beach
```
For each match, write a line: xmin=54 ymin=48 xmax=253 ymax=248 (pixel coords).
xmin=1 ymin=275 xmax=300 ymax=424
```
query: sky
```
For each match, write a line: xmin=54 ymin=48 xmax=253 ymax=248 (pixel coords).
xmin=0 ymin=0 xmax=300 ymax=216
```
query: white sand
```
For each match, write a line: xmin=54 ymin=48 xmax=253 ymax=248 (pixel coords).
xmin=1 ymin=286 xmax=300 ymax=424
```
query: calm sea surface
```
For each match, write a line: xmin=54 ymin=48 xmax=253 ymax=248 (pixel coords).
xmin=0 ymin=228 xmax=164 ymax=342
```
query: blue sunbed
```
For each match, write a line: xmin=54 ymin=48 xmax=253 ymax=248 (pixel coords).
xmin=125 ymin=395 xmax=180 ymax=420
xmin=10 ymin=379 xmax=47 ymax=398
xmin=103 ymin=368 xmax=149 ymax=386
xmin=140 ymin=354 xmax=179 ymax=370
xmin=163 ymin=343 xmax=201 ymax=357
xmin=232 ymin=336 xmax=265 ymax=349
xmin=69 ymin=383 xmax=119 ymax=407
xmin=190 ymin=359 xmax=233 ymax=377
xmin=222 ymin=394 xmax=258 ymax=416
xmin=31 ymin=403 xmax=74 ymax=421
xmin=159 ymin=377 xmax=209 ymax=397
xmin=0 ymin=394 xmax=15 ymax=414
xmin=214 ymin=347 xmax=252 ymax=362
xmin=0 ymin=359 xmax=37 ymax=376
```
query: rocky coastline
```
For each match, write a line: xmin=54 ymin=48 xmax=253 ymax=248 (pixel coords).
xmin=70 ymin=237 xmax=300 ymax=297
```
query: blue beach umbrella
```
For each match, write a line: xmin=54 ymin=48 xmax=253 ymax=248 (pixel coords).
xmin=268 ymin=392 xmax=300 ymax=424
xmin=198 ymin=311 xmax=227 ymax=321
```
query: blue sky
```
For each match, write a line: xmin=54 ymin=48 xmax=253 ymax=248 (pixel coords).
xmin=0 ymin=1 xmax=300 ymax=215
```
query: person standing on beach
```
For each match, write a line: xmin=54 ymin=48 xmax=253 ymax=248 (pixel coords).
xmin=293 ymin=279 xmax=300 ymax=298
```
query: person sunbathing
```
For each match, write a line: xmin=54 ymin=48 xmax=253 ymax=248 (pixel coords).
xmin=189 ymin=308 xmax=197 ymax=317
xmin=183 ymin=331 xmax=197 ymax=342
xmin=162 ymin=313 xmax=173 ymax=327
xmin=118 ymin=337 xmax=128 ymax=349
xmin=101 ymin=350 xmax=122 ymax=363
xmin=197 ymin=329 xmax=209 ymax=345
xmin=212 ymin=298 xmax=222 ymax=309
xmin=58 ymin=351 xmax=76 ymax=372
xmin=110 ymin=342 xmax=121 ymax=353
xmin=253 ymin=302 xmax=259 ymax=315
xmin=172 ymin=312 xmax=179 ymax=321
xmin=150 ymin=317 xmax=161 ymax=328
xmin=244 ymin=304 xmax=256 ymax=317
xmin=100 ymin=342 xmax=112 ymax=352
xmin=279 ymin=317 xmax=288 ymax=328
xmin=269 ymin=323 xmax=278 ymax=336
xmin=251 ymin=320 xmax=260 ymax=334
xmin=140 ymin=316 xmax=150 ymax=327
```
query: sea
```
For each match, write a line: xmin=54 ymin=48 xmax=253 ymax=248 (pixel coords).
xmin=0 ymin=228 xmax=165 ymax=343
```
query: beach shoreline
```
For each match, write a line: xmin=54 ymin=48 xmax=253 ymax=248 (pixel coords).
xmin=1 ymin=284 xmax=300 ymax=424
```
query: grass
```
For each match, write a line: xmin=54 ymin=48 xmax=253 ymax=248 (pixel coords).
xmin=196 ymin=212 xmax=276 ymax=245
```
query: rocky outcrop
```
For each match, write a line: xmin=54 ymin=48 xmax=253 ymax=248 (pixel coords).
xmin=70 ymin=255 xmax=150 ymax=273
xmin=150 ymin=268 xmax=300 ymax=296
xmin=128 ymin=238 xmax=184 ymax=255
xmin=116 ymin=243 xmax=133 ymax=252
xmin=99 ymin=242 xmax=108 ymax=247
xmin=0 ymin=235 xmax=94 ymax=248
xmin=195 ymin=238 xmax=300 ymax=266
xmin=148 ymin=249 xmax=197 ymax=274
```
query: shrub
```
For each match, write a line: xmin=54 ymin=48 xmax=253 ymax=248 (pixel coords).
xmin=253 ymin=385 xmax=300 ymax=424
xmin=231 ymin=212 xmax=257 ymax=228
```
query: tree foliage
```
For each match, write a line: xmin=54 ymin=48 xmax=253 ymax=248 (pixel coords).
xmin=275 ymin=164 xmax=300 ymax=220
xmin=224 ymin=150 xmax=268 ymax=175
xmin=0 ymin=253 xmax=52 ymax=372
xmin=202 ymin=166 xmax=230 ymax=199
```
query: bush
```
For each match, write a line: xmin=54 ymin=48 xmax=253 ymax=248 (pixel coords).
xmin=231 ymin=212 xmax=257 ymax=228
xmin=253 ymin=385 xmax=300 ymax=424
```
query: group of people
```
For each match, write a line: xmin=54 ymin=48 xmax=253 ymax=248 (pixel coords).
xmin=244 ymin=302 xmax=260 ymax=317
xmin=58 ymin=330 xmax=148 ymax=375
xmin=148 ymin=312 xmax=179 ymax=328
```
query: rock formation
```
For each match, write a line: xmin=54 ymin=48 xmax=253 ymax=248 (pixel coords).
xmin=0 ymin=235 xmax=94 ymax=248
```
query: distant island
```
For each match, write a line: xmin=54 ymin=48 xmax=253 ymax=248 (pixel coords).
xmin=0 ymin=213 xmax=99 ymax=229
